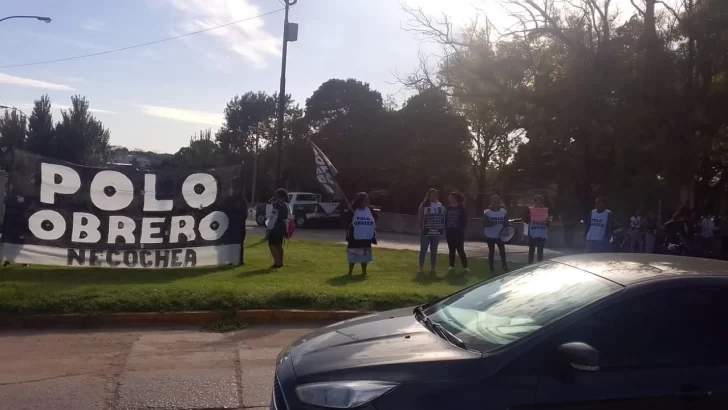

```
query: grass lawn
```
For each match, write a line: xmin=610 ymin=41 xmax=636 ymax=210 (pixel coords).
xmin=0 ymin=235 xmax=519 ymax=315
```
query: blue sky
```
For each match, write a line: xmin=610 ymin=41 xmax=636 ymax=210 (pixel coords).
xmin=0 ymin=0 xmax=634 ymax=153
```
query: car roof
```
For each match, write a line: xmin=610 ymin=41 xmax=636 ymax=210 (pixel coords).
xmin=551 ymin=253 xmax=728 ymax=286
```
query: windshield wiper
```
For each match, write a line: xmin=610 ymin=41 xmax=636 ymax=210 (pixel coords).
xmin=413 ymin=306 xmax=467 ymax=350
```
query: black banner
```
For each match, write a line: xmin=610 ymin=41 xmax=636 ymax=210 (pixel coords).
xmin=310 ymin=140 xmax=338 ymax=196
xmin=1 ymin=150 xmax=245 ymax=268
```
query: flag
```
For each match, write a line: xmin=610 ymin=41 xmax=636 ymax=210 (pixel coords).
xmin=309 ymin=140 xmax=338 ymax=195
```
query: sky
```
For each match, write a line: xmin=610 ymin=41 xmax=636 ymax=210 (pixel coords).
xmin=0 ymin=0 xmax=637 ymax=154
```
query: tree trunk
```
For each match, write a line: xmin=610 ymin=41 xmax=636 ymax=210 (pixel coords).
xmin=475 ymin=165 xmax=487 ymax=215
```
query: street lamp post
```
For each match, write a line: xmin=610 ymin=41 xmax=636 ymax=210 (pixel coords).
xmin=0 ymin=15 xmax=52 ymax=24
xmin=274 ymin=0 xmax=298 ymax=187
xmin=0 ymin=105 xmax=28 ymax=118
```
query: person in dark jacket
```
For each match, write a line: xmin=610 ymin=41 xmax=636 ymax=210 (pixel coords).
xmin=266 ymin=188 xmax=289 ymax=268
xmin=344 ymin=192 xmax=378 ymax=276
xmin=445 ymin=192 xmax=468 ymax=273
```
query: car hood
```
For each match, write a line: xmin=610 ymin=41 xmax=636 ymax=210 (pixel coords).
xmin=289 ymin=307 xmax=480 ymax=378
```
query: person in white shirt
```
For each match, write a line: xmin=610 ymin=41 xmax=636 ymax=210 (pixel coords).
xmin=585 ymin=197 xmax=613 ymax=253
xmin=345 ymin=192 xmax=377 ymax=276
xmin=629 ymin=210 xmax=644 ymax=252
xmin=484 ymin=195 xmax=509 ymax=272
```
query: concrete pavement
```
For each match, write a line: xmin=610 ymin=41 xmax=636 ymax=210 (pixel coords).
xmin=245 ymin=222 xmax=571 ymax=264
xmin=0 ymin=325 xmax=315 ymax=410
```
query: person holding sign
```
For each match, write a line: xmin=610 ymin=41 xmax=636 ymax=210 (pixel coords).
xmin=344 ymin=192 xmax=378 ymax=276
xmin=525 ymin=195 xmax=549 ymax=264
xmin=417 ymin=188 xmax=444 ymax=274
xmin=445 ymin=192 xmax=469 ymax=273
xmin=483 ymin=195 xmax=510 ymax=272
xmin=584 ymin=196 xmax=613 ymax=253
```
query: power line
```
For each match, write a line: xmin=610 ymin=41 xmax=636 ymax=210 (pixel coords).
xmin=0 ymin=7 xmax=285 ymax=69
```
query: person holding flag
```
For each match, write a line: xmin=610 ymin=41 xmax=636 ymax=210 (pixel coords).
xmin=344 ymin=192 xmax=378 ymax=276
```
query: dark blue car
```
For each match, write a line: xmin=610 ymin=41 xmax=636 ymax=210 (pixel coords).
xmin=272 ymin=254 xmax=728 ymax=409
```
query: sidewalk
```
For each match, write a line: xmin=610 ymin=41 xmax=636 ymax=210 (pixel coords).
xmin=246 ymin=222 xmax=573 ymax=264
xmin=0 ymin=325 xmax=314 ymax=410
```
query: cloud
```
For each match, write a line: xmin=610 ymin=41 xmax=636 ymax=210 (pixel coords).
xmin=0 ymin=73 xmax=74 ymax=91
xmin=81 ymin=18 xmax=105 ymax=31
xmin=56 ymin=104 xmax=116 ymax=114
xmin=161 ymin=0 xmax=280 ymax=68
xmin=135 ymin=104 xmax=223 ymax=125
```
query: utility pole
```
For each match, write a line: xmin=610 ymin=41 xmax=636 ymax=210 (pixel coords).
xmin=275 ymin=0 xmax=299 ymax=187
xmin=248 ymin=126 xmax=263 ymax=205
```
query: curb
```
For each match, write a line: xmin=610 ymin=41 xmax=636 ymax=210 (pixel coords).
xmin=0 ymin=310 xmax=370 ymax=329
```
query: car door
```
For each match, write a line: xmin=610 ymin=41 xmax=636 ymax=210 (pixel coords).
xmin=525 ymin=288 xmax=690 ymax=410
xmin=659 ymin=285 xmax=728 ymax=410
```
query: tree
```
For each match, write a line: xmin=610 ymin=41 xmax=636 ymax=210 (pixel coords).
xmin=397 ymin=88 xmax=471 ymax=208
xmin=304 ymin=79 xmax=395 ymax=197
xmin=172 ymin=129 xmax=222 ymax=169
xmin=26 ymin=95 xmax=55 ymax=157
xmin=55 ymin=95 xmax=111 ymax=166
xmin=0 ymin=109 xmax=27 ymax=150
xmin=216 ymin=91 xmax=276 ymax=163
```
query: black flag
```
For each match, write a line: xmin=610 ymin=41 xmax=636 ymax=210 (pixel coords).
xmin=310 ymin=141 xmax=338 ymax=195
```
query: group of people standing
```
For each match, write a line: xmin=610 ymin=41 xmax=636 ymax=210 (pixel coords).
xmin=344 ymin=188 xmax=553 ymax=276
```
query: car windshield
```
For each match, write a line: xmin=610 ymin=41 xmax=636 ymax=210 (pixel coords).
xmin=424 ymin=262 xmax=622 ymax=352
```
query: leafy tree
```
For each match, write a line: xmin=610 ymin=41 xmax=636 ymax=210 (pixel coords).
xmin=216 ymin=91 xmax=276 ymax=163
xmin=55 ymin=95 xmax=111 ymax=166
xmin=26 ymin=95 xmax=55 ymax=157
xmin=172 ymin=129 xmax=222 ymax=169
xmin=0 ymin=109 xmax=27 ymax=150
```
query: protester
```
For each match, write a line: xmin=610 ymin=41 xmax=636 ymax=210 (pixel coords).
xmin=483 ymin=195 xmax=509 ymax=272
xmin=663 ymin=211 xmax=690 ymax=254
xmin=344 ymin=192 xmax=378 ymax=276
xmin=584 ymin=197 xmax=613 ymax=253
xmin=525 ymin=195 xmax=548 ymax=264
xmin=417 ymin=188 xmax=443 ymax=274
xmin=699 ymin=213 xmax=716 ymax=256
xmin=721 ymin=210 xmax=728 ymax=260
xmin=629 ymin=210 xmax=644 ymax=252
xmin=643 ymin=210 xmax=658 ymax=254
xmin=265 ymin=188 xmax=289 ymax=269
xmin=445 ymin=192 xmax=469 ymax=273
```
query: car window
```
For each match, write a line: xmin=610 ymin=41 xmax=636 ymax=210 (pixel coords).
xmin=424 ymin=262 xmax=622 ymax=352
xmin=553 ymin=286 xmax=728 ymax=369
xmin=295 ymin=194 xmax=318 ymax=202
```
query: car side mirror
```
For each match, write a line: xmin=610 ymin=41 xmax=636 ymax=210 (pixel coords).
xmin=558 ymin=342 xmax=600 ymax=372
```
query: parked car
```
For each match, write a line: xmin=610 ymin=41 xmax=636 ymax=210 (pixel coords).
xmin=255 ymin=192 xmax=340 ymax=228
xmin=272 ymin=254 xmax=728 ymax=410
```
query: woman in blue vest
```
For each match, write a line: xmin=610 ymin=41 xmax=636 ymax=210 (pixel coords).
xmin=344 ymin=192 xmax=377 ymax=276
xmin=418 ymin=188 xmax=443 ymax=274
xmin=484 ymin=195 xmax=509 ymax=272
xmin=584 ymin=196 xmax=613 ymax=253
xmin=525 ymin=195 xmax=549 ymax=264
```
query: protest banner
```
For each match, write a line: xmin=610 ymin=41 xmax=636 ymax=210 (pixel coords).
xmin=530 ymin=207 xmax=549 ymax=222
xmin=1 ymin=150 xmax=246 ymax=268
xmin=423 ymin=205 xmax=445 ymax=236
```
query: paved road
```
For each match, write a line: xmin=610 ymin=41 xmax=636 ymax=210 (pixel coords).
xmin=245 ymin=221 xmax=570 ymax=264
xmin=0 ymin=325 xmax=315 ymax=410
